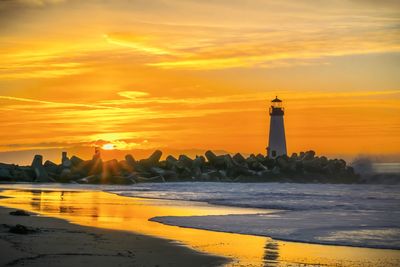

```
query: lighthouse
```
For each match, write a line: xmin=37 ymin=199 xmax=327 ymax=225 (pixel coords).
xmin=267 ymin=96 xmax=287 ymax=158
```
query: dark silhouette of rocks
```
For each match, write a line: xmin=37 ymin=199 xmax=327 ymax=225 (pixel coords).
xmin=0 ymin=149 xmax=368 ymax=185
xmin=31 ymin=155 xmax=54 ymax=183
xmin=125 ymin=154 xmax=136 ymax=169
xmin=61 ymin=151 xmax=72 ymax=168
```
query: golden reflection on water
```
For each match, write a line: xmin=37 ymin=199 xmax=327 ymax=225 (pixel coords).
xmin=0 ymin=189 xmax=399 ymax=267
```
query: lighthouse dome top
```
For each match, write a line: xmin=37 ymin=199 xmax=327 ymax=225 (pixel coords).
xmin=271 ymin=96 xmax=282 ymax=102
xmin=269 ymin=96 xmax=284 ymax=116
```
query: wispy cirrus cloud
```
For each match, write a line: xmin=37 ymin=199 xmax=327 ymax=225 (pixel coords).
xmin=1 ymin=0 xmax=399 ymax=78
xmin=103 ymin=34 xmax=174 ymax=56
xmin=0 ymin=95 xmax=118 ymax=110
xmin=111 ymin=89 xmax=400 ymax=106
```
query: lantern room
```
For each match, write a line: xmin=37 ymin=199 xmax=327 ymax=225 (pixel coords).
xmin=269 ymin=96 xmax=284 ymax=115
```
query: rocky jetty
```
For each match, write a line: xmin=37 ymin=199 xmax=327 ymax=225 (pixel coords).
xmin=0 ymin=150 xmax=361 ymax=184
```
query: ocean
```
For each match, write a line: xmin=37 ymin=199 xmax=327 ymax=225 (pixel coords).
xmin=109 ymin=182 xmax=400 ymax=249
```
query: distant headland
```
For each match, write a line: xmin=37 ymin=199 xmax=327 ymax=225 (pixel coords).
xmin=0 ymin=149 xmax=364 ymax=184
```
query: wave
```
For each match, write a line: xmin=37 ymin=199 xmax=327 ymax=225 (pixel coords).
xmin=108 ymin=182 xmax=400 ymax=249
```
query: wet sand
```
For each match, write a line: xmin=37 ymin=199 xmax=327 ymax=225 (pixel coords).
xmin=0 ymin=186 xmax=400 ymax=267
xmin=0 ymin=205 xmax=226 ymax=266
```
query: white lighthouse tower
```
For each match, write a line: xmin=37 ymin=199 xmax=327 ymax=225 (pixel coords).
xmin=267 ymin=96 xmax=287 ymax=158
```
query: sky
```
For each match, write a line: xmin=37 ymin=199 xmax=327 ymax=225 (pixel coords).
xmin=0 ymin=0 xmax=399 ymax=164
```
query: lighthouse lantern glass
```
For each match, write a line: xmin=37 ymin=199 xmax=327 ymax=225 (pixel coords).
xmin=272 ymin=101 xmax=283 ymax=109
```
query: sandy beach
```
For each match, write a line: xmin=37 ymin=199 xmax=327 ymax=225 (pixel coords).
xmin=0 ymin=200 xmax=226 ymax=266
xmin=1 ymin=185 xmax=400 ymax=267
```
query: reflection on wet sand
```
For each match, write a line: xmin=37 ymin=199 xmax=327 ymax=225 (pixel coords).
xmin=264 ymin=241 xmax=279 ymax=267
xmin=0 ymin=189 xmax=399 ymax=267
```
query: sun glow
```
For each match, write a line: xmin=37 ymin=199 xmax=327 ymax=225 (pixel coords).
xmin=102 ymin=143 xmax=115 ymax=150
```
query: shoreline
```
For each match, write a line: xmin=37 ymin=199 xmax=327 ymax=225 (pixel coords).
xmin=0 ymin=205 xmax=227 ymax=266
xmin=150 ymin=216 xmax=400 ymax=251
xmin=112 ymin=191 xmax=400 ymax=250
xmin=2 ymin=183 xmax=400 ymax=251
xmin=4 ymin=187 xmax=399 ymax=251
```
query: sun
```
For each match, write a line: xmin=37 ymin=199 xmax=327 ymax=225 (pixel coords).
xmin=102 ymin=143 xmax=115 ymax=150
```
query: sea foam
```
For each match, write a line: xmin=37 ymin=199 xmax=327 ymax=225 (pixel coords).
xmin=109 ymin=182 xmax=400 ymax=249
